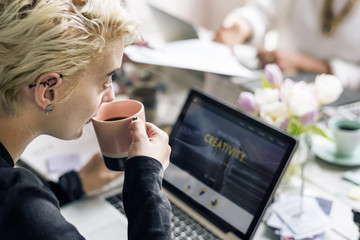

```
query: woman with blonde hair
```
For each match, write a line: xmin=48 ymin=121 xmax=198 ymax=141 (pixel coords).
xmin=0 ymin=0 xmax=171 ymax=239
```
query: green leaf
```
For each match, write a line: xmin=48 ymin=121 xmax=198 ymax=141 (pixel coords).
xmin=287 ymin=116 xmax=303 ymax=136
xmin=261 ymin=76 xmax=271 ymax=88
xmin=303 ymin=125 xmax=333 ymax=141
xmin=286 ymin=116 xmax=334 ymax=141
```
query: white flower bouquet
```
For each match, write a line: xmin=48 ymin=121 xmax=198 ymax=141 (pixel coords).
xmin=238 ymin=64 xmax=343 ymax=137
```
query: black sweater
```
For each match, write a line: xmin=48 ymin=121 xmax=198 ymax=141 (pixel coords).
xmin=0 ymin=142 xmax=171 ymax=240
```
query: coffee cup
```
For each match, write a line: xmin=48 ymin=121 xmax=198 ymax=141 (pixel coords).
xmin=328 ymin=116 xmax=360 ymax=157
xmin=92 ymin=100 xmax=145 ymax=171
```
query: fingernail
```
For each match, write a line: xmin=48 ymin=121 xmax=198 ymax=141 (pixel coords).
xmin=132 ymin=117 xmax=138 ymax=121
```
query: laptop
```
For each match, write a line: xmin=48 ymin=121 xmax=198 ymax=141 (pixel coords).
xmin=148 ymin=3 xmax=199 ymax=42
xmin=322 ymin=95 xmax=360 ymax=122
xmin=61 ymin=88 xmax=298 ymax=239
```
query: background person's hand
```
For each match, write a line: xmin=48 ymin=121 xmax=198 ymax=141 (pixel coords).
xmin=128 ymin=119 xmax=171 ymax=170
xmin=257 ymin=49 xmax=301 ymax=73
xmin=257 ymin=49 xmax=331 ymax=75
xmin=78 ymin=152 xmax=123 ymax=194
xmin=213 ymin=18 xmax=252 ymax=48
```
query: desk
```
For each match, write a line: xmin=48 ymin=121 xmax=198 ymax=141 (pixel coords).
xmin=21 ymin=66 xmax=359 ymax=240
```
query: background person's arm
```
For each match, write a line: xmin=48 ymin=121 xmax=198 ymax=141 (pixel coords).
xmin=214 ymin=0 xmax=278 ymax=48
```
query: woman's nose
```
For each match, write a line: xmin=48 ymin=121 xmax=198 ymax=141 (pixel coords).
xmin=102 ymin=86 xmax=115 ymax=103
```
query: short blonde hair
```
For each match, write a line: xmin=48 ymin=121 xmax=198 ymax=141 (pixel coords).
xmin=0 ymin=0 xmax=138 ymax=115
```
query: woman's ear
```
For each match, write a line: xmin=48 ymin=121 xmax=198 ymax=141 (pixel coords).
xmin=32 ymin=72 xmax=63 ymax=111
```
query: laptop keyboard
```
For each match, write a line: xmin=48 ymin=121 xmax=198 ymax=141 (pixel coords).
xmin=338 ymin=101 xmax=360 ymax=118
xmin=170 ymin=203 xmax=222 ymax=240
xmin=105 ymin=193 xmax=222 ymax=240
xmin=323 ymin=101 xmax=360 ymax=121
xmin=106 ymin=193 xmax=126 ymax=216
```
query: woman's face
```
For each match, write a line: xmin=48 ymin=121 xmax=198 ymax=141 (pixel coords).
xmin=50 ymin=38 xmax=124 ymax=140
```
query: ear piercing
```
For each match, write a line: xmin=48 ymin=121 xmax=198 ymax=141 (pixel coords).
xmin=45 ymin=104 xmax=54 ymax=115
xmin=29 ymin=73 xmax=63 ymax=89
xmin=29 ymin=74 xmax=62 ymax=115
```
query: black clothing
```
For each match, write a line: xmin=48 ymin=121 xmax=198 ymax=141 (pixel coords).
xmin=0 ymin=142 xmax=171 ymax=240
xmin=123 ymin=157 xmax=172 ymax=240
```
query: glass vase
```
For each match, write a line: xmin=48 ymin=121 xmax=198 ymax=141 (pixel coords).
xmin=279 ymin=134 xmax=311 ymax=191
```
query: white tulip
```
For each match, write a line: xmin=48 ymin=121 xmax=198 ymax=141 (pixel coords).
xmin=238 ymin=92 xmax=258 ymax=115
xmin=285 ymin=81 xmax=319 ymax=117
xmin=280 ymin=78 xmax=295 ymax=101
xmin=264 ymin=64 xmax=283 ymax=88
xmin=259 ymin=101 xmax=287 ymax=128
xmin=254 ymin=88 xmax=280 ymax=106
xmin=315 ymin=74 xmax=343 ymax=104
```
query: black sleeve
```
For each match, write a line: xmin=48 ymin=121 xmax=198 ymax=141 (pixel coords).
xmin=0 ymin=168 xmax=85 ymax=240
xmin=42 ymin=171 xmax=85 ymax=206
xmin=16 ymin=159 xmax=85 ymax=206
xmin=122 ymin=156 xmax=172 ymax=240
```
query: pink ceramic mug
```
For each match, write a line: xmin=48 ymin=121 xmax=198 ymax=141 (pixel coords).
xmin=92 ymin=100 xmax=145 ymax=171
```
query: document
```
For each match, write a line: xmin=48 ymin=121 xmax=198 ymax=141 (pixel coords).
xmin=124 ymin=39 xmax=255 ymax=78
xmin=267 ymin=195 xmax=332 ymax=239
xmin=47 ymin=154 xmax=82 ymax=173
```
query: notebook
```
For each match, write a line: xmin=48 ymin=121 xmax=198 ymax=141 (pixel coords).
xmin=61 ymin=88 xmax=298 ymax=240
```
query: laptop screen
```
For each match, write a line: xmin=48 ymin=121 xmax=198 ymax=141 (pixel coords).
xmin=164 ymin=89 xmax=297 ymax=239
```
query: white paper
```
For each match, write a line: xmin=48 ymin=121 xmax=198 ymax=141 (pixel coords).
xmin=272 ymin=196 xmax=331 ymax=235
xmin=124 ymin=39 xmax=255 ymax=78
xmin=266 ymin=211 xmax=284 ymax=229
xmin=47 ymin=154 xmax=82 ymax=173
xmin=268 ymin=211 xmax=328 ymax=239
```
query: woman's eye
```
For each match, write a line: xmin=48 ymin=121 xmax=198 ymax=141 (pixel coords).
xmin=111 ymin=70 xmax=122 ymax=81
xmin=103 ymin=69 xmax=122 ymax=89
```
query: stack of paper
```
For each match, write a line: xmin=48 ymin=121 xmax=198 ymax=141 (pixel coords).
xmin=124 ymin=39 xmax=256 ymax=78
xmin=267 ymin=195 xmax=332 ymax=239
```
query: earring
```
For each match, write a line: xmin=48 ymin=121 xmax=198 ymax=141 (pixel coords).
xmin=45 ymin=104 xmax=54 ymax=115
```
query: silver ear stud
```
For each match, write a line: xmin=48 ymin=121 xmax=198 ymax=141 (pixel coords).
xmin=45 ymin=104 xmax=54 ymax=115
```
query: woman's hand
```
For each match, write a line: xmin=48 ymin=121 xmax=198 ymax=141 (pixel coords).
xmin=78 ymin=152 xmax=123 ymax=194
xmin=128 ymin=119 xmax=171 ymax=170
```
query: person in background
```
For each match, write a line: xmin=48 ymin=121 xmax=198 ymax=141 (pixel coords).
xmin=214 ymin=0 xmax=360 ymax=92
xmin=0 ymin=0 xmax=171 ymax=239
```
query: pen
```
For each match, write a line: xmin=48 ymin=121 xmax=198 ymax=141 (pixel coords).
xmin=138 ymin=32 xmax=154 ymax=49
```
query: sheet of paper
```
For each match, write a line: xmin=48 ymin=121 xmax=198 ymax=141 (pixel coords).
xmin=267 ymin=196 xmax=332 ymax=239
xmin=124 ymin=39 xmax=256 ymax=78
xmin=348 ymin=185 xmax=360 ymax=200
xmin=268 ymin=212 xmax=328 ymax=239
xmin=47 ymin=154 xmax=82 ymax=173
xmin=272 ymin=196 xmax=331 ymax=235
